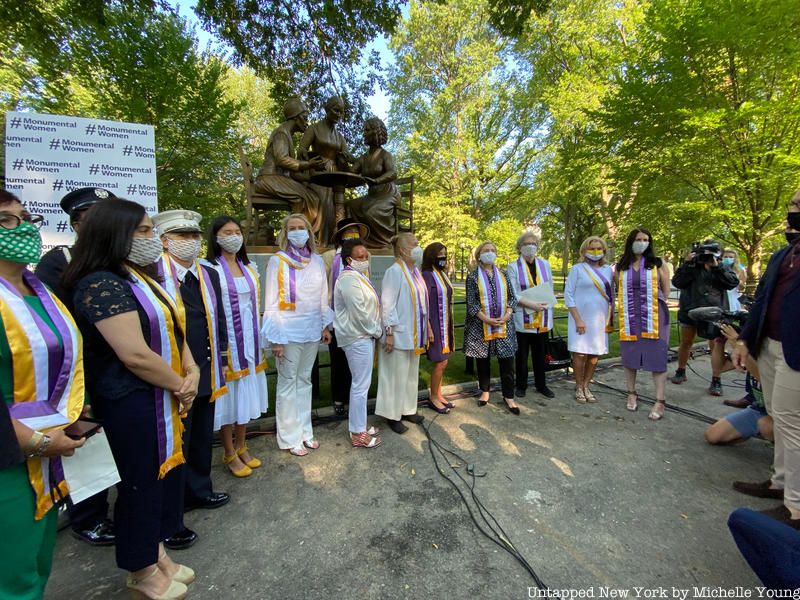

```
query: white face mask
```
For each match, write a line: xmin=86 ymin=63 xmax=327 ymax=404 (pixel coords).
xmin=480 ymin=251 xmax=497 ymax=265
xmin=217 ymin=234 xmax=243 ymax=254
xmin=167 ymin=238 xmax=201 ymax=263
xmin=632 ymin=240 xmax=649 ymax=255
xmin=410 ymin=246 xmax=424 ymax=264
xmin=349 ymin=259 xmax=370 ymax=274
xmin=287 ymin=229 xmax=309 ymax=248
xmin=521 ymin=244 xmax=538 ymax=259
xmin=128 ymin=236 xmax=163 ymax=267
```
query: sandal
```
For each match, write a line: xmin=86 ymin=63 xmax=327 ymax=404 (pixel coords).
xmin=222 ymin=453 xmax=252 ymax=478
xmin=626 ymin=391 xmax=639 ymax=412
xmin=584 ymin=389 xmax=597 ymax=403
xmin=236 ymin=445 xmax=262 ymax=469
xmin=649 ymin=400 xmax=666 ymax=421
xmin=575 ymin=388 xmax=587 ymax=404
xmin=303 ymin=439 xmax=320 ymax=450
xmin=333 ymin=402 xmax=346 ymax=417
xmin=351 ymin=432 xmax=382 ymax=448
xmin=366 ymin=426 xmax=380 ymax=436
xmin=288 ymin=447 xmax=309 ymax=457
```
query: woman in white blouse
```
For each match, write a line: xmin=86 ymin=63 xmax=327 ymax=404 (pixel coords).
xmin=564 ymin=236 xmax=614 ymax=404
xmin=262 ymin=213 xmax=333 ymax=456
xmin=376 ymin=233 xmax=428 ymax=434
xmin=333 ymin=239 xmax=383 ymax=448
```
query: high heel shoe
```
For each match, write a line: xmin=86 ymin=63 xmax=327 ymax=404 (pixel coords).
xmin=127 ymin=567 xmax=188 ymax=600
xmin=427 ymin=400 xmax=450 ymax=414
xmin=477 ymin=394 xmax=489 ymax=407
xmin=626 ymin=391 xmax=638 ymax=411
xmin=222 ymin=453 xmax=252 ymax=478
xmin=158 ymin=553 xmax=195 ymax=586
xmin=236 ymin=445 xmax=262 ymax=469
xmin=503 ymin=398 xmax=520 ymax=415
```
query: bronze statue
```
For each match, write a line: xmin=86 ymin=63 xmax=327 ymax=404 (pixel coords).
xmin=254 ymin=98 xmax=326 ymax=236
xmin=348 ymin=117 xmax=401 ymax=248
xmin=299 ymin=96 xmax=355 ymax=242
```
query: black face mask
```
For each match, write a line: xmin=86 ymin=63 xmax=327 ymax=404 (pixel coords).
xmin=788 ymin=212 xmax=800 ymax=232
xmin=786 ymin=231 xmax=800 ymax=245
xmin=435 ymin=257 xmax=447 ymax=270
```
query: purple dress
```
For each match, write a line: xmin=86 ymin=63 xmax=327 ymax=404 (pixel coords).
xmin=620 ymin=266 xmax=670 ymax=372
xmin=423 ymin=270 xmax=454 ymax=363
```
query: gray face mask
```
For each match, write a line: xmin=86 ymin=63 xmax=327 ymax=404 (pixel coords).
xmin=128 ymin=236 xmax=163 ymax=267
xmin=631 ymin=240 xmax=649 ymax=255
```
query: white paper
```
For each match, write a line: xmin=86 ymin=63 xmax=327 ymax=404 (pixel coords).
xmin=519 ymin=284 xmax=558 ymax=315
xmin=61 ymin=431 xmax=120 ymax=504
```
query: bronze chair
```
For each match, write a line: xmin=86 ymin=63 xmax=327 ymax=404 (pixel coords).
xmin=238 ymin=147 xmax=291 ymax=245
xmin=395 ymin=176 xmax=414 ymax=234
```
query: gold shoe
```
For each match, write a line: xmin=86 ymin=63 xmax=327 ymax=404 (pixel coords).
xmin=236 ymin=445 xmax=262 ymax=469
xmin=223 ymin=452 xmax=252 ymax=477
xmin=158 ymin=553 xmax=195 ymax=585
xmin=127 ymin=567 xmax=188 ymax=600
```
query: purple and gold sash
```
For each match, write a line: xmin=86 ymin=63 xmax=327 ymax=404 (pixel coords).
xmin=0 ymin=271 xmax=84 ymax=520
xmin=158 ymin=255 xmax=228 ymax=401
xmin=429 ymin=269 xmax=453 ymax=354
xmin=126 ymin=268 xmax=186 ymax=480
xmin=397 ymin=260 xmax=429 ymax=355
xmin=213 ymin=258 xmax=267 ymax=380
xmin=580 ymin=264 xmax=614 ymax=333
xmin=618 ymin=258 xmax=660 ymax=342
xmin=276 ymin=249 xmax=310 ymax=311
xmin=515 ymin=257 xmax=551 ymax=332
xmin=477 ymin=266 xmax=509 ymax=341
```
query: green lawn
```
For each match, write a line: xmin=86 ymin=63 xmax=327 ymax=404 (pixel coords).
xmin=259 ymin=287 xmax=682 ymax=412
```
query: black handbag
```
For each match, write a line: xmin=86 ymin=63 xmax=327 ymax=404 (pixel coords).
xmin=544 ymin=323 xmax=570 ymax=371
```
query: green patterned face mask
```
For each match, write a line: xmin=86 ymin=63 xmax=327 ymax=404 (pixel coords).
xmin=0 ymin=221 xmax=42 ymax=264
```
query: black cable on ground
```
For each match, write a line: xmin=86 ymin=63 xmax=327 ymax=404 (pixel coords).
xmin=421 ymin=414 xmax=554 ymax=592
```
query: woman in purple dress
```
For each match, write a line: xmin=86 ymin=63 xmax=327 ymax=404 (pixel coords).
xmin=422 ymin=243 xmax=454 ymax=414
xmin=614 ymin=228 xmax=672 ymax=420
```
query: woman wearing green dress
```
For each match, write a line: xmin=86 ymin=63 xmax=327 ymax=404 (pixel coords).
xmin=0 ymin=189 xmax=85 ymax=599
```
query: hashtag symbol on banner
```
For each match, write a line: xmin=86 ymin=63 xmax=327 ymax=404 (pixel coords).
xmin=11 ymin=159 xmax=24 ymax=170
xmin=49 ymin=139 xmax=61 ymax=150
xmin=56 ymin=221 xmax=68 ymax=233
xmin=127 ymin=184 xmax=137 ymax=194
xmin=9 ymin=117 xmax=21 ymax=128
xmin=123 ymin=145 xmax=133 ymax=156
xmin=52 ymin=180 xmax=64 ymax=191
xmin=88 ymin=164 xmax=100 ymax=175
xmin=85 ymin=124 xmax=96 ymax=135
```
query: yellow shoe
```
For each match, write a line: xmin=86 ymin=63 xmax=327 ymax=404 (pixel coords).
xmin=236 ymin=445 xmax=262 ymax=469
xmin=127 ymin=567 xmax=188 ymax=599
xmin=222 ymin=452 xmax=252 ymax=478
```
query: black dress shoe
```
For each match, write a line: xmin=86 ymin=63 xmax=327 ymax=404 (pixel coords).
xmin=504 ymin=399 xmax=520 ymax=415
xmin=733 ymin=479 xmax=784 ymax=499
xmin=514 ymin=388 xmax=526 ymax=398
xmin=185 ymin=492 xmax=230 ymax=512
xmin=537 ymin=386 xmax=555 ymax=399
xmin=71 ymin=520 xmax=115 ymax=547
xmin=402 ymin=413 xmax=424 ymax=424
xmin=164 ymin=527 xmax=198 ymax=550
xmin=759 ymin=505 xmax=800 ymax=530
xmin=387 ymin=419 xmax=408 ymax=434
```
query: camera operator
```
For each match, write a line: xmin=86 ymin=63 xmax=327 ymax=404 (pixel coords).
xmin=731 ymin=191 xmax=800 ymax=530
xmin=671 ymin=239 xmax=740 ymax=395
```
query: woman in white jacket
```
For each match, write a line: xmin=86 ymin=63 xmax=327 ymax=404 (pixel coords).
xmin=333 ymin=239 xmax=383 ymax=448
xmin=262 ymin=213 xmax=333 ymax=456
xmin=375 ymin=233 xmax=428 ymax=434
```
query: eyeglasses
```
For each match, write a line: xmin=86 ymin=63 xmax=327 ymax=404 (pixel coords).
xmin=0 ymin=212 xmax=45 ymax=230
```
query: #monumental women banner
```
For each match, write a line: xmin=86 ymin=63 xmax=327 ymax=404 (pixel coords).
xmin=3 ymin=111 xmax=158 ymax=251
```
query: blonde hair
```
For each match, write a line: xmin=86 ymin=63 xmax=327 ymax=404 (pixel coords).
xmin=722 ymin=248 xmax=740 ymax=262
xmin=277 ymin=213 xmax=317 ymax=254
xmin=472 ymin=241 xmax=496 ymax=264
xmin=578 ymin=236 xmax=608 ymax=266
xmin=515 ymin=231 xmax=541 ymax=253
xmin=390 ymin=233 xmax=416 ymax=258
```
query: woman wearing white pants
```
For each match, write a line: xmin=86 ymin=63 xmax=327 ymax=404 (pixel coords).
xmin=333 ymin=239 xmax=383 ymax=448
xmin=262 ymin=214 xmax=333 ymax=456
xmin=376 ymin=233 xmax=429 ymax=434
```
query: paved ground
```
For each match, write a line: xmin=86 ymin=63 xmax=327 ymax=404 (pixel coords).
xmin=47 ymin=351 xmax=774 ymax=599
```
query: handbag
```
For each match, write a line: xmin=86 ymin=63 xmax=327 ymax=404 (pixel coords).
xmin=544 ymin=322 xmax=570 ymax=372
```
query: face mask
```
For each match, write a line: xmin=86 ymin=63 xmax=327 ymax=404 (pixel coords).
xmin=349 ymin=259 xmax=370 ymax=274
xmin=788 ymin=212 xmax=800 ymax=231
xmin=585 ymin=250 xmax=604 ymax=262
xmin=287 ymin=229 xmax=309 ymax=248
xmin=217 ymin=234 xmax=243 ymax=254
xmin=786 ymin=231 xmax=800 ymax=245
xmin=410 ymin=246 xmax=424 ymax=264
xmin=0 ymin=221 xmax=42 ymax=264
xmin=721 ymin=257 xmax=735 ymax=267
xmin=167 ymin=238 xmax=201 ymax=263
xmin=435 ymin=257 xmax=447 ymax=270
xmin=127 ymin=236 xmax=163 ymax=267
xmin=479 ymin=251 xmax=497 ymax=265
xmin=631 ymin=240 xmax=649 ymax=255
xmin=521 ymin=244 xmax=537 ymax=259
